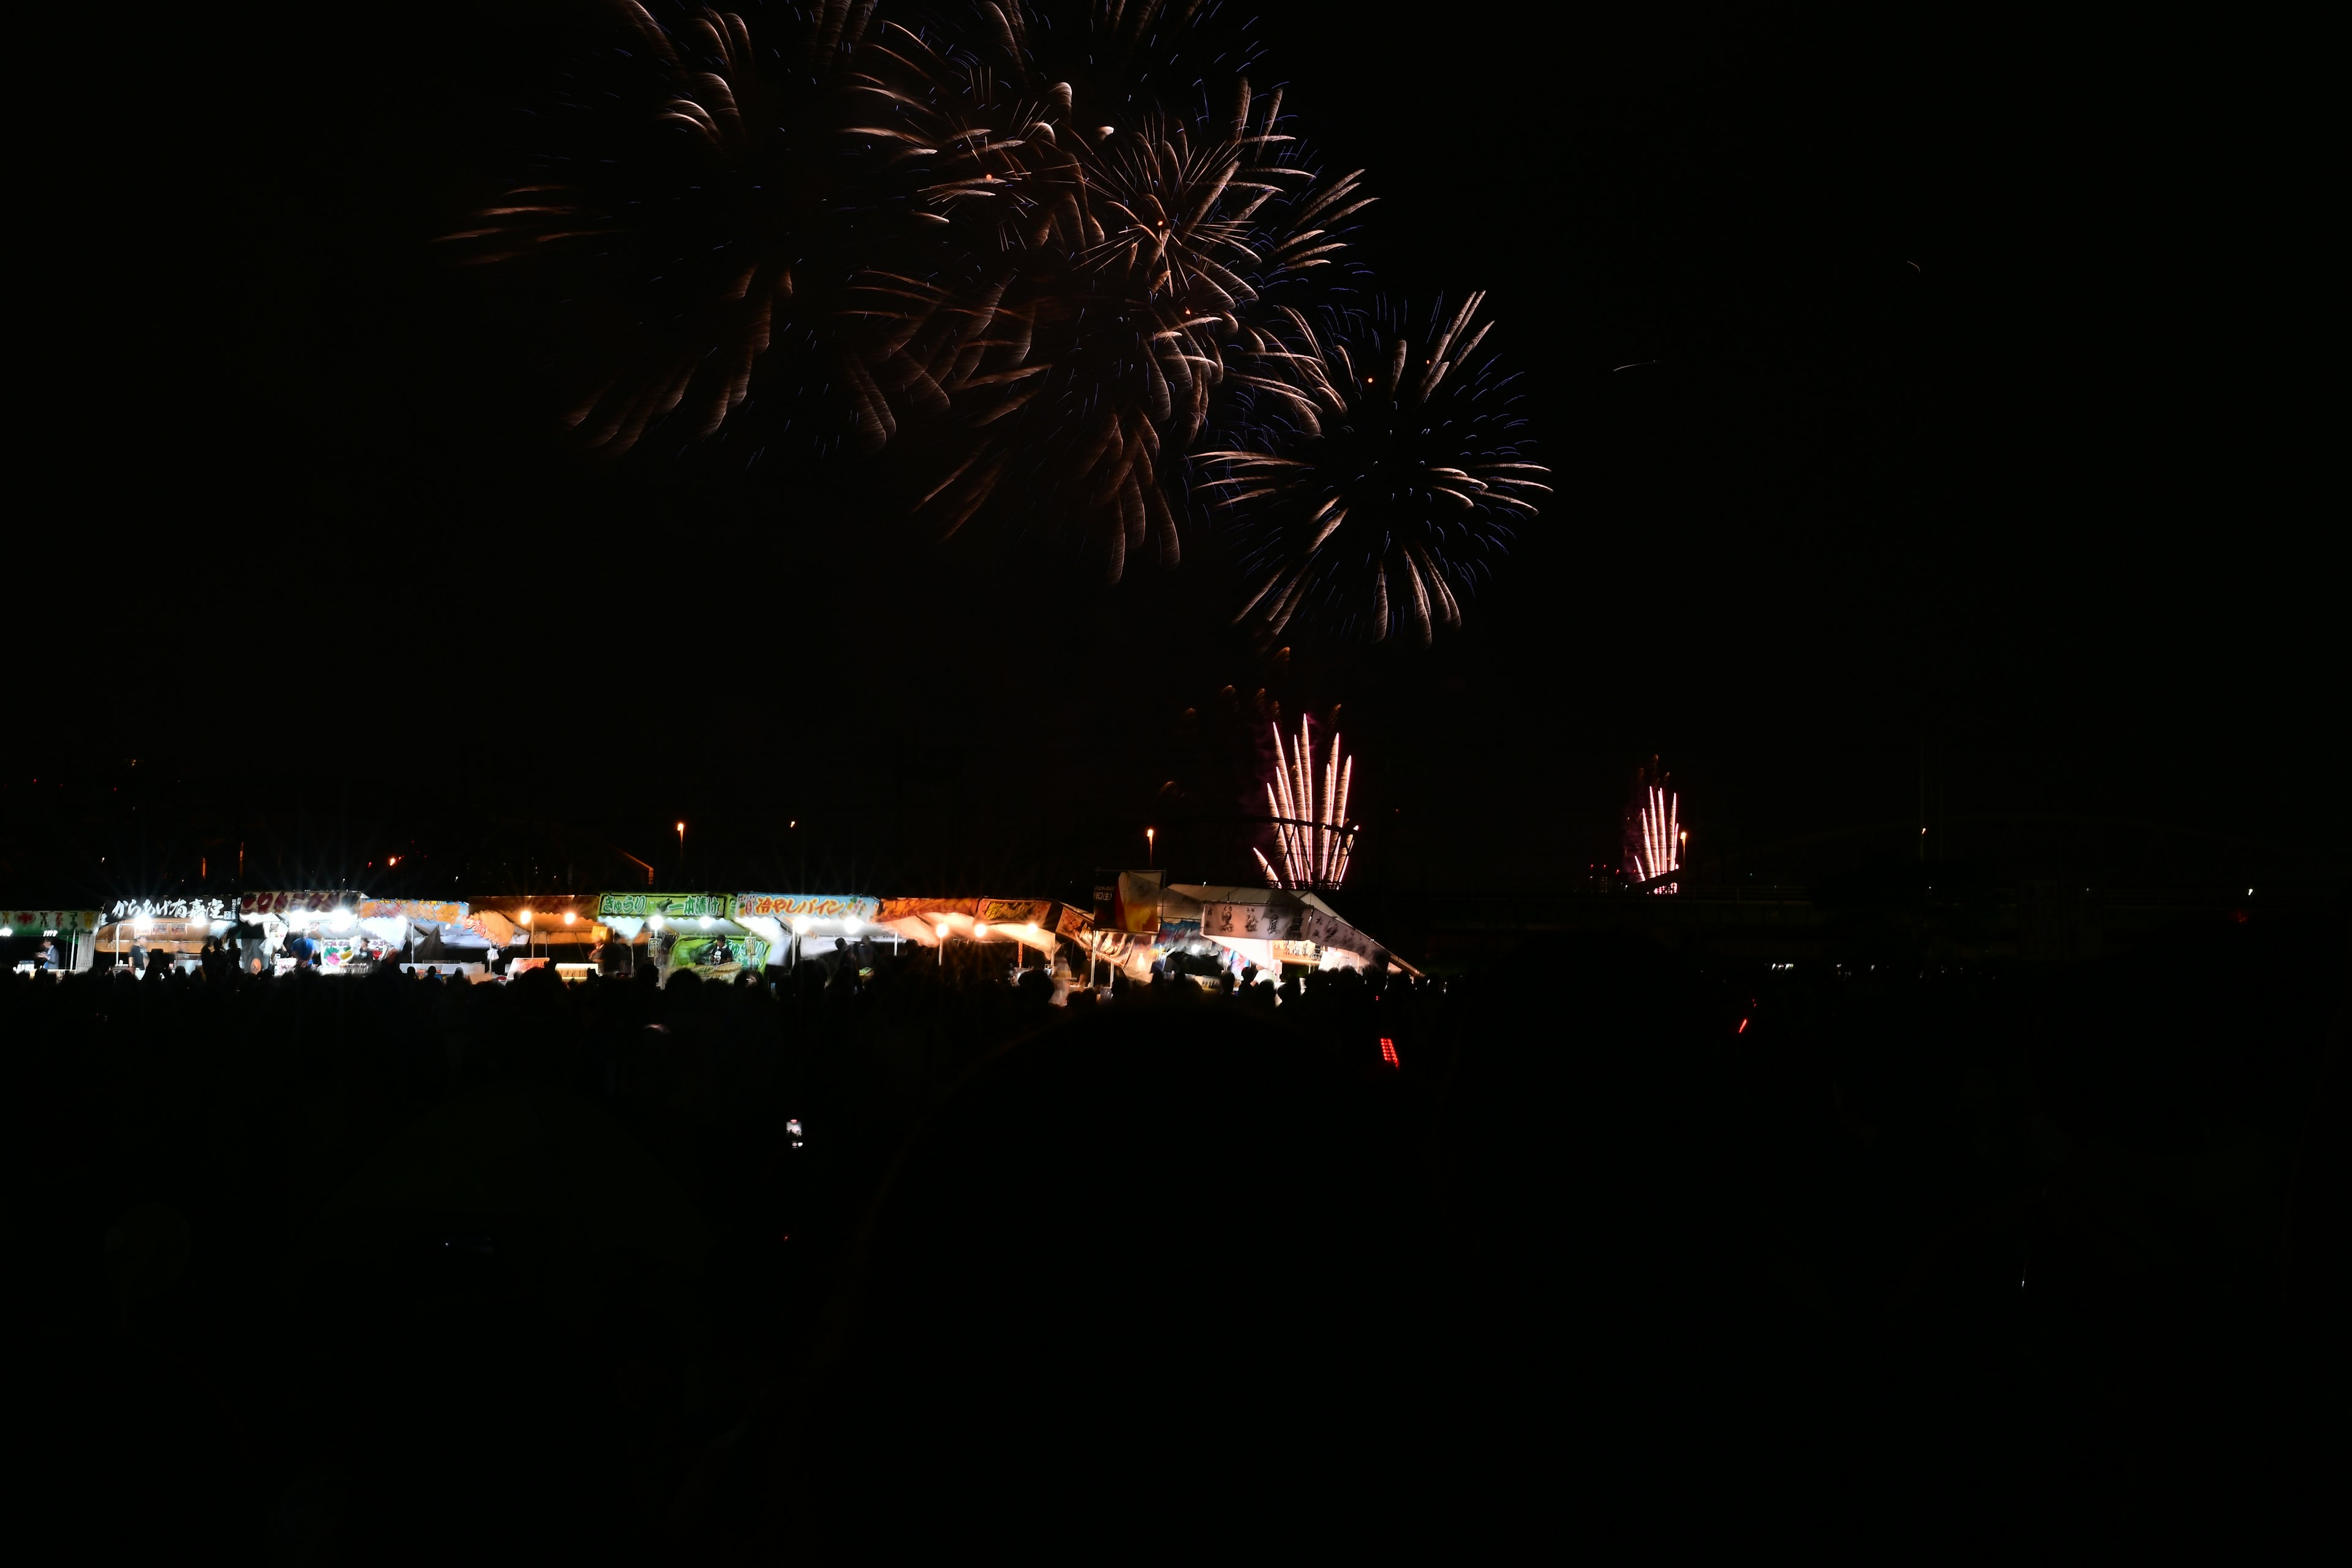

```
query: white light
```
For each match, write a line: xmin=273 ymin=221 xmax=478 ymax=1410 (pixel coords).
xmin=974 ymin=922 xmax=990 ymax=938
xmin=1024 ymin=922 xmax=1041 ymax=938
xmin=135 ymin=915 xmax=154 ymax=932
xmin=648 ymin=913 xmax=665 ymax=930
xmin=0 ymin=927 xmax=11 ymax=938
xmin=793 ymin=916 xmax=812 ymax=935
xmin=934 ymin=921 xmax=951 ymax=939
xmin=699 ymin=915 xmax=715 ymax=929
xmin=330 ymin=909 xmax=353 ymax=932
xmin=843 ymin=916 xmax=862 ymax=936
xmin=519 ymin=908 xmax=534 ymax=925
xmin=562 ymin=911 xmax=576 ymax=925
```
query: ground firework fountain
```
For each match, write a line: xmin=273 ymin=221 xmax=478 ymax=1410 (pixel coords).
xmin=1255 ymin=718 xmax=1355 ymax=891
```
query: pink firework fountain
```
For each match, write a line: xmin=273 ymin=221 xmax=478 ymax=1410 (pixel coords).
xmin=1255 ymin=718 xmax=1355 ymax=891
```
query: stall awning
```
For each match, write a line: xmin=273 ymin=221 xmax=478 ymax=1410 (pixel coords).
xmin=4 ymin=908 xmax=100 ymax=935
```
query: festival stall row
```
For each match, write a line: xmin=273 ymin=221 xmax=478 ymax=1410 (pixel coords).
xmin=16 ymin=878 xmax=1406 ymax=984
xmin=589 ymin=892 xmax=1102 ymax=984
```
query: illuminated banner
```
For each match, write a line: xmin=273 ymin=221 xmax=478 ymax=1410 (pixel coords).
xmin=1301 ymin=908 xmax=1377 ymax=959
xmin=356 ymin=899 xmax=467 ymax=924
xmin=108 ymin=897 xmax=236 ymax=923
xmin=597 ymin=891 xmax=728 ymax=921
xmin=1202 ymin=902 xmax=1302 ymax=940
xmin=732 ymin=894 xmax=880 ymax=922
xmin=875 ymin=897 xmax=1054 ymax=927
xmin=6 ymin=909 xmax=99 ymax=934
xmin=1054 ymin=905 xmax=1094 ymax=938
xmin=878 ymin=896 xmax=978 ymax=921
xmin=241 ymin=891 xmax=357 ymax=916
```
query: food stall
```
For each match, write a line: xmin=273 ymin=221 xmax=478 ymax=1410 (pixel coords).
xmin=237 ymin=890 xmax=377 ymax=973
xmin=93 ymin=897 xmax=238 ymax=973
xmin=592 ymin=891 xmax=774 ymax=984
xmin=458 ymin=895 xmax=594 ymax=976
xmin=730 ymin=893 xmax=886 ymax=972
xmin=352 ymin=897 xmax=503 ymax=976
xmin=1169 ymin=884 xmax=1418 ymax=979
xmin=3 ymin=907 xmax=101 ymax=973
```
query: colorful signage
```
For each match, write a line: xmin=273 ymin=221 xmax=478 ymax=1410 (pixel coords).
xmin=732 ymin=894 xmax=880 ymax=922
xmin=6 ymin=909 xmax=100 ymax=934
xmin=241 ymin=891 xmax=358 ymax=916
xmin=356 ymin=899 xmax=467 ymax=925
xmin=597 ymin=891 xmax=728 ymax=921
xmin=875 ymin=897 xmax=1054 ymax=927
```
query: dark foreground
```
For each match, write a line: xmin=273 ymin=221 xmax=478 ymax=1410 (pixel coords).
xmin=15 ymin=921 xmax=2344 ymax=1561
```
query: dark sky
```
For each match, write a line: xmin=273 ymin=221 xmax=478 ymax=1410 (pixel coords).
xmin=10 ymin=2 xmax=2339 ymax=903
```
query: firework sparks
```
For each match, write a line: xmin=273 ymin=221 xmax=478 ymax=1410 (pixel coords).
xmin=1197 ymin=293 xmax=1548 ymax=644
xmin=848 ymin=12 xmax=1362 ymax=573
xmin=442 ymin=2 xmax=886 ymax=457
xmin=1624 ymin=758 xmax=1681 ymax=893
xmin=1259 ymin=717 xmax=1354 ymax=889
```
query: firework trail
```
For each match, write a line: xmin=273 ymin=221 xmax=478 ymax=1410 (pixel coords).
xmin=1196 ymin=294 xmax=1548 ymax=644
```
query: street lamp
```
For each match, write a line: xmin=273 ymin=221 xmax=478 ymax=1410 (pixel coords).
xmin=676 ymin=821 xmax=686 ymax=873
xmin=1146 ymin=826 xmax=1155 ymax=866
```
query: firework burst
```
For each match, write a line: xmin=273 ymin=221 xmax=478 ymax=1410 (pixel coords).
xmin=442 ymin=2 xmax=888 ymax=456
xmin=1197 ymin=294 xmax=1549 ymax=644
xmin=846 ymin=9 xmax=1366 ymax=573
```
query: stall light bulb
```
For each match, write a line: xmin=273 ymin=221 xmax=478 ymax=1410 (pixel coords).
xmin=0 ymin=927 xmax=12 ymax=938
xmin=648 ymin=913 xmax=664 ymax=930
xmin=793 ymin=917 xmax=812 ymax=935
xmin=697 ymin=915 xmax=714 ymax=929
xmin=562 ymin=911 xmax=576 ymax=925
xmin=843 ymin=917 xmax=862 ymax=936
xmin=519 ymin=909 xmax=534 ymax=924
xmin=974 ymin=922 xmax=990 ymax=938
xmin=934 ymin=921 xmax=951 ymax=940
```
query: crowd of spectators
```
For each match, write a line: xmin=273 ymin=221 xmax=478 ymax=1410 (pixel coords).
xmin=12 ymin=914 xmax=2340 ymax=1559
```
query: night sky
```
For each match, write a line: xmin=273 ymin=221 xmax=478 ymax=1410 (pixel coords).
xmin=12 ymin=2 xmax=2339 ymax=904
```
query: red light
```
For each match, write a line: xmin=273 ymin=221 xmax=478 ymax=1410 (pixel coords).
xmin=1379 ymin=1037 xmax=1400 ymax=1068
xmin=1736 ymin=1018 xmax=1749 ymax=1034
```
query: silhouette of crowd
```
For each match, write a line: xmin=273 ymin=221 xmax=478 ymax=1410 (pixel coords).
xmin=12 ymin=913 xmax=2340 ymax=1559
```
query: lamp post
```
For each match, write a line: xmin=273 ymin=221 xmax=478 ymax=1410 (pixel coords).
xmin=1145 ymin=826 xmax=1155 ymax=867
xmin=676 ymin=821 xmax=685 ymax=876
